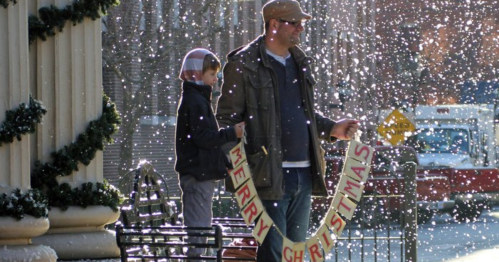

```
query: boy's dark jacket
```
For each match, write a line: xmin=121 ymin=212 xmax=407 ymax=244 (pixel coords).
xmin=175 ymin=81 xmax=238 ymax=181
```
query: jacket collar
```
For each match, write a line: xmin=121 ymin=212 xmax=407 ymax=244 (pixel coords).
xmin=233 ymin=35 xmax=314 ymax=70
xmin=182 ymin=81 xmax=212 ymax=101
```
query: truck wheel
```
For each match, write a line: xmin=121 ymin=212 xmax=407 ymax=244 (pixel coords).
xmin=451 ymin=199 xmax=484 ymax=222
xmin=417 ymin=208 xmax=433 ymax=225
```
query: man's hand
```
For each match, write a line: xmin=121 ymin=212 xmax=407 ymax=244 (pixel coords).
xmin=331 ymin=119 xmax=360 ymax=140
xmin=234 ymin=122 xmax=245 ymax=138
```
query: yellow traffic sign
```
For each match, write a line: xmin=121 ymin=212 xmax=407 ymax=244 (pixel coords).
xmin=377 ymin=110 xmax=415 ymax=145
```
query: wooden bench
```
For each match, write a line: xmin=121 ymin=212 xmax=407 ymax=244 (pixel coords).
xmin=115 ymin=162 xmax=256 ymax=261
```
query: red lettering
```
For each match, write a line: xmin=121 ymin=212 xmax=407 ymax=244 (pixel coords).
xmin=354 ymin=144 xmax=371 ymax=162
xmin=342 ymin=179 xmax=361 ymax=199
xmin=236 ymin=184 xmax=252 ymax=207
xmin=330 ymin=214 xmax=345 ymax=236
xmin=232 ymin=165 xmax=249 ymax=185
xmin=308 ymin=243 xmax=322 ymax=262
xmin=335 ymin=195 xmax=352 ymax=213
xmin=351 ymin=166 xmax=367 ymax=181
xmin=231 ymin=147 xmax=243 ymax=166
xmin=243 ymin=202 xmax=259 ymax=223
xmin=255 ymin=218 xmax=270 ymax=237
xmin=320 ymin=231 xmax=332 ymax=249
xmin=293 ymin=249 xmax=304 ymax=262
xmin=283 ymin=247 xmax=293 ymax=262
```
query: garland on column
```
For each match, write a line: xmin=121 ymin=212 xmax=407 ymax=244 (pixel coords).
xmin=30 ymin=93 xmax=123 ymax=211
xmin=0 ymin=95 xmax=48 ymax=220
xmin=0 ymin=189 xmax=48 ymax=220
xmin=1 ymin=1 xmax=124 ymax=219
xmin=47 ymin=181 xmax=123 ymax=212
xmin=29 ymin=0 xmax=120 ymax=44
xmin=0 ymin=0 xmax=16 ymax=8
xmin=0 ymin=94 xmax=122 ymax=219
xmin=0 ymin=95 xmax=47 ymax=146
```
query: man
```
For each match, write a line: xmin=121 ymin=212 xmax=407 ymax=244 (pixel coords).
xmin=216 ymin=0 xmax=359 ymax=261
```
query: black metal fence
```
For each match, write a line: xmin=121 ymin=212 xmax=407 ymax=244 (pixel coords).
xmin=312 ymin=162 xmax=418 ymax=262
xmin=209 ymin=162 xmax=418 ymax=262
xmin=116 ymin=162 xmax=418 ymax=262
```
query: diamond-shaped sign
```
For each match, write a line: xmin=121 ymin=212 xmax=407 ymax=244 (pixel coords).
xmin=377 ymin=110 xmax=415 ymax=145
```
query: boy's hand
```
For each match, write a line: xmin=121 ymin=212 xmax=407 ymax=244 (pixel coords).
xmin=234 ymin=122 xmax=245 ymax=138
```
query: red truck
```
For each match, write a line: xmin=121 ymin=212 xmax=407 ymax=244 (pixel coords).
xmin=405 ymin=105 xmax=499 ymax=222
xmin=313 ymin=145 xmax=454 ymax=226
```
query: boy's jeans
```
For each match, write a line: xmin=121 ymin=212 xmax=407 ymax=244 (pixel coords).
xmin=180 ymin=175 xmax=216 ymax=261
xmin=257 ymin=167 xmax=312 ymax=262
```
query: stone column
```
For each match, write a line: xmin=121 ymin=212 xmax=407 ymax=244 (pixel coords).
xmin=29 ymin=0 xmax=119 ymax=259
xmin=0 ymin=1 xmax=56 ymax=261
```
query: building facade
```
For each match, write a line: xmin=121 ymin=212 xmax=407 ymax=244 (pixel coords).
xmin=375 ymin=0 xmax=499 ymax=107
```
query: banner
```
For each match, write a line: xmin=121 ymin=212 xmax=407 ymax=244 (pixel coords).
xmin=228 ymin=138 xmax=374 ymax=259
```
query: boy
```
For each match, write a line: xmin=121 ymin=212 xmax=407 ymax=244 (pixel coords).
xmin=175 ymin=48 xmax=244 ymax=260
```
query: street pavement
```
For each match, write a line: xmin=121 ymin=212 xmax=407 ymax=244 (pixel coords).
xmin=419 ymin=206 xmax=499 ymax=262
xmin=69 ymin=246 xmax=499 ymax=262
xmin=443 ymin=245 xmax=499 ymax=262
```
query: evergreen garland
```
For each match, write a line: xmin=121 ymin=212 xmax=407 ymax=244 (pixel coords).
xmin=0 ymin=0 xmax=16 ymax=8
xmin=2 ymin=0 xmax=124 ymax=217
xmin=29 ymin=0 xmax=120 ymax=44
xmin=31 ymin=93 xmax=122 ymax=190
xmin=0 ymin=188 xmax=49 ymax=220
xmin=47 ymin=181 xmax=123 ymax=212
xmin=0 ymin=94 xmax=122 ymax=218
xmin=0 ymin=95 xmax=47 ymax=146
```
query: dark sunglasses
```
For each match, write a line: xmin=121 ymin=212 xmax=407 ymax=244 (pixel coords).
xmin=277 ymin=19 xmax=303 ymax=27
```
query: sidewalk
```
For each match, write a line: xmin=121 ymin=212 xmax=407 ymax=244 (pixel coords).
xmin=64 ymin=247 xmax=499 ymax=262
xmin=442 ymin=245 xmax=499 ymax=262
